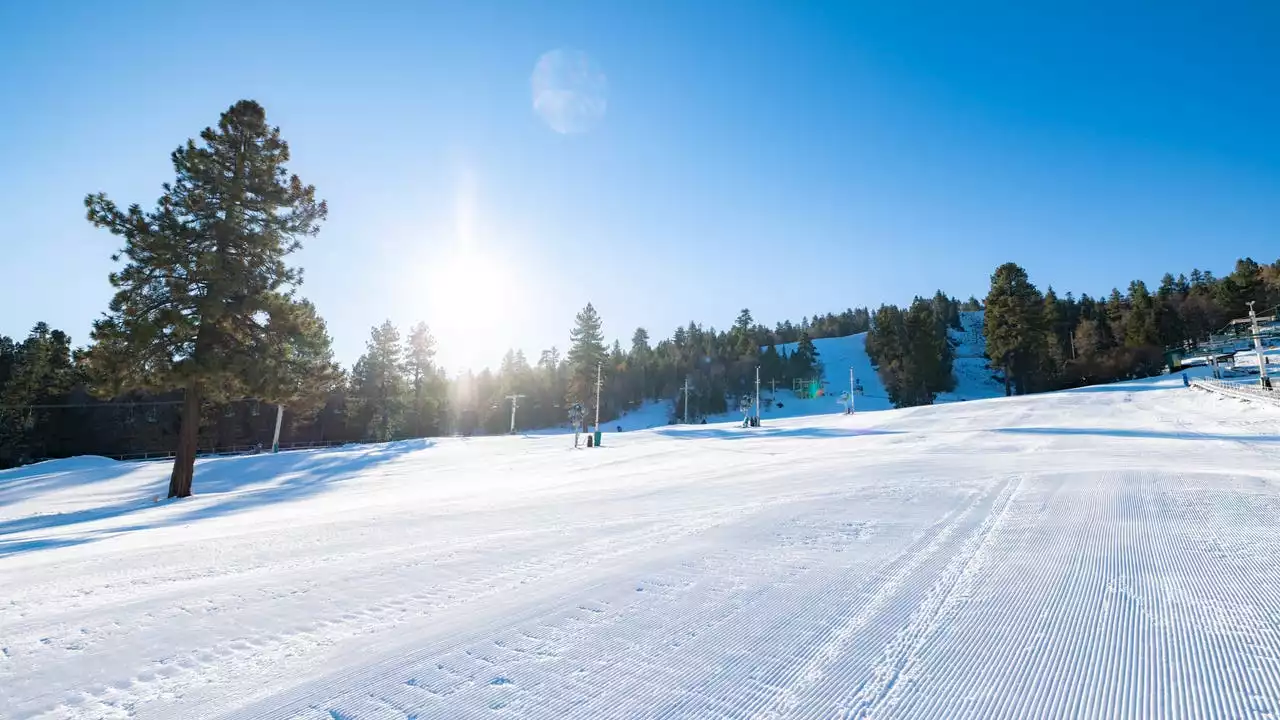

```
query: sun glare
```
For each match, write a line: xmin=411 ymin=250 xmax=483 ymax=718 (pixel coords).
xmin=423 ymin=244 xmax=520 ymax=369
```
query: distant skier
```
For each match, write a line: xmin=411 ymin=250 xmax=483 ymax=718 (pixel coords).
xmin=1182 ymin=372 xmax=1190 ymax=388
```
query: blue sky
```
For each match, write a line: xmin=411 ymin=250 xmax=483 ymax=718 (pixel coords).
xmin=2 ymin=2 xmax=1278 ymax=371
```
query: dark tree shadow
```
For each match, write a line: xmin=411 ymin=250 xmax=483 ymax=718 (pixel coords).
xmin=0 ymin=440 xmax=433 ymax=558
xmin=0 ymin=457 xmax=145 ymax=504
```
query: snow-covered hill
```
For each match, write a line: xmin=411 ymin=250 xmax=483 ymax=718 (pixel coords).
xmin=579 ymin=311 xmax=1004 ymax=433
xmin=752 ymin=310 xmax=1005 ymax=422
xmin=940 ymin=309 xmax=1006 ymax=402
xmin=5 ymin=369 xmax=1280 ymax=718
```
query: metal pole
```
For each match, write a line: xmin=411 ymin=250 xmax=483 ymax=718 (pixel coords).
xmin=271 ymin=404 xmax=284 ymax=453
xmin=849 ymin=367 xmax=855 ymax=414
xmin=595 ymin=362 xmax=602 ymax=431
xmin=1249 ymin=301 xmax=1271 ymax=388
xmin=754 ymin=366 xmax=761 ymax=425
xmin=505 ymin=394 xmax=524 ymax=434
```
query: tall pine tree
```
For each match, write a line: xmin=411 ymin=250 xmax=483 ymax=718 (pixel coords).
xmin=984 ymin=263 xmax=1046 ymax=395
xmin=350 ymin=320 xmax=406 ymax=442
xmin=404 ymin=322 xmax=440 ymax=437
xmin=83 ymin=100 xmax=327 ymax=497
xmin=566 ymin=303 xmax=606 ymax=423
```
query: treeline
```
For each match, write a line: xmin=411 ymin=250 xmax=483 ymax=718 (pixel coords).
xmin=445 ymin=305 xmax=837 ymax=436
xmin=856 ymin=258 xmax=1280 ymax=408
xmin=983 ymin=259 xmax=1280 ymax=395
xmin=0 ymin=301 xmax=850 ymax=468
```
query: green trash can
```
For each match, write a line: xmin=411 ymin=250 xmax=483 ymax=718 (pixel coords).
xmin=593 ymin=431 xmax=602 ymax=447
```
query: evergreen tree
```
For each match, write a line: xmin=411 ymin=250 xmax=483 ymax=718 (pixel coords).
xmin=630 ymin=327 xmax=650 ymax=357
xmin=732 ymin=308 xmax=755 ymax=356
xmin=628 ymin=328 xmax=651 ymax=400
xmin=1174 ymin=273 xmax=1191 ymax=296
xmin=901 ymin=298 xmax=952 ymax=405
xmin=264 ymin=299 xmax=342 ymax=428
xmin=350 ymin=320 xmax=406 ymax=441
xmin=1217 ymin=257 xmax=1264 ymax=318
xmin=867 ymin=301 xmax=954 ymax=408
xmin=404 ymin=322 xmax=441 ymax=437
xmin=931 ymin=290 xmax=962 ymax=332
xmin=1042 ymin=288 xmax=1067 ymax=383
xmin=1125 ymin=280 xmax=1159 ymax=347
xmin=760 ymin=342 xmax=783 ymax=382
xmin=83 ymin=100 xmax=326 ymax=497
xmin=1105 ymin=289 xmax=1127 ymax=342
xmin=0 ymin=324 xmax=83 ymax=465
xmin=867 ymin=305 xmax=907 ymax=402
xmin=790 ymin=331 xmax=820 ymax=380
xmin=566 ymin=303 xmax=607 ymax=420
xmin=983 ymin=263 xmax=1046 ymax=395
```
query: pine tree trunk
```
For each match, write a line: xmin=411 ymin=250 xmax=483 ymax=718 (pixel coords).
xmin=167 ymin=380 xmax=201 ymax=498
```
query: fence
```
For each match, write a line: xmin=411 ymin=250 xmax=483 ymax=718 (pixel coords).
xmin=1189 ymin=378 xmax=1280 ymax=407
xmin=108 ymin=439 xmax=350 ymax=463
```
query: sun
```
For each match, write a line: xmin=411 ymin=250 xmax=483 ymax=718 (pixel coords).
xmin=424 ymin=244 xmax=519 ymax=366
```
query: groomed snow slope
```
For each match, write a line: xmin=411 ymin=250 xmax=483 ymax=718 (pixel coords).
xmin=5 ymin=374 xmax=1280 ymax=718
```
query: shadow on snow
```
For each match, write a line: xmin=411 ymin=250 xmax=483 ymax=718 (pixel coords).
xmin=653 ymin=426 xmax=901 ymax=441
xmin=0 ymin=440 xmax=431 ymax=558
xmin=994 ymin=427 xmax=1280 ymax=443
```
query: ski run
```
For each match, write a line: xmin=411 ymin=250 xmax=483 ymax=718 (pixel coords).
xmin=5 ymin=370 xmax=1280 ymax=719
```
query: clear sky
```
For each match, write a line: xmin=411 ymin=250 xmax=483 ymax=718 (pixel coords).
xmin=2 ymin=1 xmax=1278 ymax=371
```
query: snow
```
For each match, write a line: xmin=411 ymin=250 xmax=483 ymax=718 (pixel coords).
xmin=940 ymin=310 xmax=1007 ymax=402
xmin=525 ymin=399 xmax=675 ymax=436
xmin=757 ymin=312 xmax=1005 ymax=422
xmin=528 ymin=313 xmax=1003 ymax=437
xmin=6 ymin=374 xmax=1280 ymax=718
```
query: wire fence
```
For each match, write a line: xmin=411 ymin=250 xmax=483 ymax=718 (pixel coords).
xmin=1189 ymin=378 xmax=1280 ymax=407
xmin=110 ymin=439 xmax=351 ymax=462
xmin=26 ymin=439 xmax=354 ymax=465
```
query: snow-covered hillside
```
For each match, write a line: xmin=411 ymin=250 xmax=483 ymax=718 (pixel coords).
xmin=940 ymin=309 xmax=1006 ymax=402
xmin=5 ymin=370 xmax=1280 ymax=718
xmin=757 ymin=310 xmax=1005 ymax=422
xmin=562 ymin=311 xmax=1002 ymax=434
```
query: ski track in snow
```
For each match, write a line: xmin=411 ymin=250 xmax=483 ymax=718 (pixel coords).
xmin=5 ymin=370 xmax=1280 ymax=718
